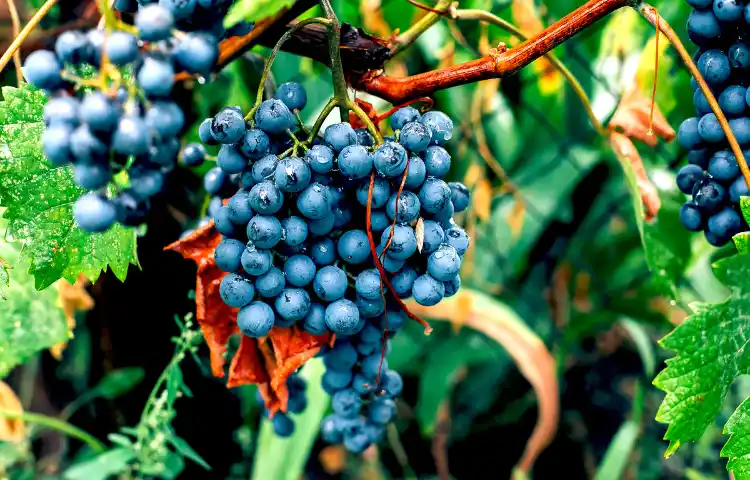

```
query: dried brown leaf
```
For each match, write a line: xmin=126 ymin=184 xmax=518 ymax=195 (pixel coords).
xmin=50 ymin=275 xmax=94 ymax=360
xmin=610 ymin=132 xmax=662 ymax=221
xmin=610 ymin=84 xmax=676 ymax=147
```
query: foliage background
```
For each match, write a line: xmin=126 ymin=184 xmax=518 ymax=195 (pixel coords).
xmin=0 ymin=0 xmax=740 ymax=479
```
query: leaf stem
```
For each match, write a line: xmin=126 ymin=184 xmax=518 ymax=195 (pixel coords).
xmin=637 ymin=3 xmax=750 ymax=188
xmin=245 ymin=17 xmax=332 ymax=122
xmin=348 ymin=100 xmax=383 ymax=144
xmin=0 ymin=0 xmax=58 ymax=76
xmin=319 ymin=0 xmax=350 ymax=121
xmin=0 ymin=409 xmax=106 ymax=452
xmin=453 ymin=8 xmax=608 ymax=136
xmin=392 ymin=0 xmax=455 ymax=57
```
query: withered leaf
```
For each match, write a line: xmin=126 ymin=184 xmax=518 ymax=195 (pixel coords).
xmin=610 ymin=83 xmax=676 ymax=147
xmin=610 ymin=132 xmax=662 ymax=221
xmin=50 ymin=275 xmax=94 ymax=360
xmin=0 ymin=380 xmax=24 ymax=442
xmin=165 ymin=222 xmax=332 ymax=414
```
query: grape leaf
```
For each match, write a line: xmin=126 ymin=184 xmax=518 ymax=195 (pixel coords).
xmin=654 ymin=250 xmax=750 ymax=477
xmin=734 ymin=197 xmax=750 ymax=254
xmin=223 ymin=0 xmax=295 ymax=28
xmin=0 ymin=85 xmax=138 ymax=290
xmin=0 ymin=239 xmax=67 ymax=378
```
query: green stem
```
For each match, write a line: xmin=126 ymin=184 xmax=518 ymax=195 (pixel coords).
xmin=319 ymin=0 xmax=350 ymax=122
xmin=97 ymin=0 xmax=117 ymax=29
xmin=454 ymin=8 xmax=607 ymax=136
xmin=246 ymin=17 xmax=332 ymax=122
xmin=391 ymin=0 xmax=454 ymax=57
xmin=306 ymin=97 xmax=339 ymax=143
xmin=0 ymin=409 xmax=106 ymax=453
xmin=348 ymin=100 xmax=383 ymax=145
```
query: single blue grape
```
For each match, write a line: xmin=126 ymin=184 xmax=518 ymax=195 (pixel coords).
xmin=352 ymin=373 xmax=374 ymax=395
xmin=391 ymin=264 xmax=417 ymax=298
xmin=419 ymin=220 xmax=445 ymax=255
xmin=428 ymin=244 xmax=461 ymax=281
xmin=22 ymin=50 xmax=62 ymax=90
xmin=693 ymin=179 xmax=727 ymax=214
xmin=204 ymin=167 xmax=228 ymax=195
xmin=211 ymin=107 xmax=246 ymax=144
xmin=113 ymin=190 xmax=149 ymax=226
xmin=444 ymin=274 xmax=461 ymax=297
xmin=237 ymin=301 xmax=275 ymax=337
xmin=309 ymin=213 xmax=336 ymax=237
xmin=81 ymin=92 xmax=118 ymax=133
xmin=714 ymin=0 xmax=744 ymax=21
xmin=680 ymin=202 xmax=705 ymax=231
xmin=368 ymin=398 xmax=396 ymax=426
xmin=325 ymin=299 xmax=363 ymax=335
xmin=402 ymin=155 xmax=426 ymax=191
xmin=272 ymin=413 xmax=295 ymax=437
xmin=708 ymin=151 xmax=740 ymax=182
xmin=357 ymin=177 xmax=390 ymax=208
xmin=730 ymin=117 xmax=750 ymax=146
xmin=356 ymin=128 xmax=374 ymax=146
xmin=227 ymin=191 xmax=254 ymax=225
xmin=199 ymin=118 xmax=218 ymax=146
xmin=324 ymin=123 xmax=357 ymax=152
xmin=391 ymin=107 xmax=421 ymax=131
xmin=241 ymin=129 xmax=270 ymax=160
xmin=709 ymin=207 xmax=742 ymax=239
xmin=449 ymin=182 xmax=470 ymax=212
xmin=399 ymin=121 xmax=432 ymax=152
xmin=343 ymin=421 xmax=371 ymax=453
xmin=677 ymin=164 xmax=708 ymax=194
xmin=297 ymin=183 xmax=332 ymax=220
xmin=275 ymin=82 xmax=307 ymax=111
xmin=338 ymin=230 xmax=371 ymax=264
xmin=419 ymin=111 xmax=453 ymax=145
xmin=373 ymin=141 xmax=408 ymax=178
xmin=307 ymin=144 xmax=335 ymax=173
xmin=424 ymin=146 xmax=452 ymax=178
xmin=332 ymin=389 xmax=362 ymax=419
xmin=181 ymin=143 xmax=206 ymax=166
xmin=252 ymin=154 xmax=279 ymax=183
xmin=370 ymin=210 xmax=390 ymax=232
xmin=145 ymin=101 xmax=185 ymax=138
xmin=324 ymin=341 xmax=358 ymax=371
xmin=138 ymin=56 xmax=175 ymax=97
xmin=303 ymin=303 xmax=328 ymax=335
xmin=445 ymin=226 xmax=470 ymax=255
xmin=719 ymin=85 xmax=747 ymax=117
xmin=694 ymin=89 xmax=712 ymax=116
xmin=413 ymin=273 xmax=445 ymax=306
xmin=249 ymin=180 xmax=284 ymax=215
xmin=74 ymin=194 xmax=117 ymax=232
xmin=241 ymin=247 xmax=273 ymax=276
xmin=698 ymin=50 xmax=731 ymax=85
xmin=44 ymin=96 xmax=79 ymax=126
xmin=274 ymin=156 xmax=311 ymax=193
xmin=129 ymin=168 xmax=164 ymax=199
xmin=360 ymin=353 xmax=387 ymax=381
xmin=42 ymin=124 xmax=73 ymax=166
xmin=70 ymin=125 xmax=108 ymax=164
xmin=433 ymin=200 xmax=455 ymax=230
xmin=174 ymin=33 xmax=218 ymax=74
xmin=214 ymin=206 xmax=237 ymax=238
xmin=731 ymin=43 xmax=750 ymax=70
xmin=678 ymin=117 xmax=703 ymax=149
xmin=136 ymin=4 xmax=174 ymax=41
xmin=321 ymin=369 xmax=353 ymax=394
xmin=321 ymin=415 xmax=345 ymax=443
xmin=217 ymin=144 xmax=247 ymax=174
xmin=419 ymin=178 xmax=452 ymax=213
xmin=287 ymin=391 xmax=307 ymax=414
xmin=310 ymin=238 xmax=336 ymax=265
xmin=220 ymin=273 xmax=255 ymax=308
xmin=380 ymin=225 xmax=417 ymax=261
xmin=338 ymin=145 xmax=373 ymax=179
xmin=254 ymin=267 xmax=285 ymax=298
xmin=55 ymin=31 xmax=90 ymax=65
xmin=356 ymin=295 xmax=385 ymax=318
xmin=358 ymin=322 xmax=382 ymax=344
xmin=385 ymin=191 xmax=421 ymax=224
xmin=382 ymin=370 xmax=403 ymax=398
xmin=281 ymin=216 xmax=308 ymax=246
xmin=105 ymin=31 xmax=138 ymax=65
xmin=214 ymin=238 xmax=245 ymax=272
xmin=313 ymin=265 xmax=348 ymax=302
xmin=354 ymin=269 xmax=380 ymax=301
xmin=255 ymin=99 xmax=294 ymax=135
xmin=689 ymin=9 xmax=722 ymax=45
xmin=333 ymin=205 xmax=353 ymax=229
xmin=284 ymin=254 xmax=317 ymax=287
xmin=247 ymin=215 xmax=283 ymax=248
xmin=275 ymin=288 xmax=311 ymax=322
xmin=113 ymin=115 xmax=149 ymax=156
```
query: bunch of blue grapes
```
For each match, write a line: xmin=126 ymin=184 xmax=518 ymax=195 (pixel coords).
xmin=23 ymin=1 xmax=251 ymax=233
xmin=676 ymin=0 xmax=750 ymax=245
xmin=207 ymin=82 xmax=471 ymax=448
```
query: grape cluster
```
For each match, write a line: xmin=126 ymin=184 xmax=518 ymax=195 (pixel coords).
xmin=256 ymin=373 xmax=308 ymax=438
xmin=24 ymin=1 xmax=251 ymax=233
xmin=677 ymin=0 xmax=750 ymax=245
xmin=206 ymin=82 xmax=470 ymax=448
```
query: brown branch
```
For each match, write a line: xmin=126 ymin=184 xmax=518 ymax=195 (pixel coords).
xmin=355 ymin=0 xmax=634 ymax=103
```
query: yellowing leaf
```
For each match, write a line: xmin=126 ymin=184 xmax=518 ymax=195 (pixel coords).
xmin=0 ymin=380 xmax=24 ymax=442
xmin=50 ymin=275 xmax=94 ymax=360
xmin=610 ymin=83 xmax=675 ymax=148
xmin=408 ymin=289 xmax=558 ymax=475
xmin=610 ymin=132 xmax=661 ymax=221
xmin=507 ymin=199 xmax=526 ymax=239
xmin=473 ymin=180 xmax=493 ymax=222
xmin=511 ymin=0 xmax=561 ymax=94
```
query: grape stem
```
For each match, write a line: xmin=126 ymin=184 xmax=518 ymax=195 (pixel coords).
xmin=636 ymin=3 xmax=750 ymax=189
xmin=0 ymin=0 xmax=58 ymax=76
xmin=245 ymin=17 xmax=332 ymax=123
xmin=348 ymin=100 xmax=384 ymax=144
xmin=306 ymin=97 xmax=338 ymax=142
xmin=319 ymin=0 xmax=351 ymax=121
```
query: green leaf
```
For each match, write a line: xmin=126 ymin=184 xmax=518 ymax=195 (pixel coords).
xmin=654 ymin=251 xmax=750 ymax=474
xmin=0 ymin=256 xmax=8 ymax=300
xmin=722 ymin=396 xmax=750 ymax=479
xmin=91 ymin=367 xmax=145 ymax=400
xmin=224 ymin=0 xmax=295 ymax=28
xmin=0 ymin=239 xmax=67 ymax=378
xmin=734 ymin=232 xmax=750 ymax=255
xmin=251 ymin=358 xmax=329 ymax=480
xmin=0 ymin=85 xmax=139 ymax=290
xmin=168 ymin=434 xmax=211 ymax=471
xmin=63 ymin=448 xmax=135 ymax=480
xmin=594 ymin=421 xmax=640 ymax=480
